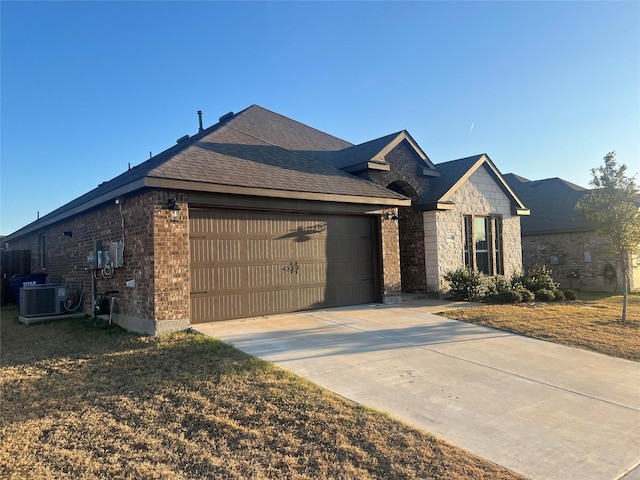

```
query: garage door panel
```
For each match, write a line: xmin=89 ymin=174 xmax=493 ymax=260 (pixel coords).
xmin=297 ymin=262 xmax=327 ymax=284
xmin=249 ymin=289 xmax=295 ymax=315
xmin=248 ymin=264 xmax=295 ymax=287
xmin=192 ymin=294 xmax=243 ymax=322
xmin=247 ymin=239 xmax=292 ymax=261
xmin=190 ymin=209 xmax=377 ymax=323
xmin=299 ymin=286 xmax=327 ymax=309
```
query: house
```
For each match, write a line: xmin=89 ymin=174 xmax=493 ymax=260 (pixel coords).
xmin=3 ymin=105 xmax=528 ymax=334
xmin=504 ymin=174 xmax=640 ymax=292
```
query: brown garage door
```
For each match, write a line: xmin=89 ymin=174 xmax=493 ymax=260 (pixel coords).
xmin=190 ymin=209 xmax=378 ymax=323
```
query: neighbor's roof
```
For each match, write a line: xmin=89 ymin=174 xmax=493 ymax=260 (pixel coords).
xmin=503 ymin=174 xmax=592 ymax=234
xmin=419 ymin=154 xmax=529 ymax=215
xmin=6 ymin=105 xmax=410 ymax=239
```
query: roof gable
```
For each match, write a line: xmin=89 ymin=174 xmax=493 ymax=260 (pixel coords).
xmin=420 ymin=154 xmax=529 ymax=215
xmin=321 ymin=131 xmax=438 ymax=176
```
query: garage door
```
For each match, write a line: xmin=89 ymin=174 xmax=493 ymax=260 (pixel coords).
xmin=190 ymin=209 xmax=378 ymax=323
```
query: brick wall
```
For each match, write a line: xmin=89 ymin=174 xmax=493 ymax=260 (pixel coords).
xmin=380 ymin=207 xmax=402 ymax=303
xmin=152 ymin=191 xmax=190 ymax=326
xmin=522 ymin=231 xmax=638 ymax=292
xmin=362 ymin=140 xmax=431 ymax=294
xmin=397 ymin=206 xmax=426 ymax=292
xmin=6 ymin=190 xmax=191 ymax=334
xmin=363 ymin=140 xmax=432 ymax=199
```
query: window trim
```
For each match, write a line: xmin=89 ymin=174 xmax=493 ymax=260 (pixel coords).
xmin=463 ymin=214 xmax=504 ymax=275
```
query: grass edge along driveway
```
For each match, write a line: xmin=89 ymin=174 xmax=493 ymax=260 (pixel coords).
xmin=439 ymin=292 xmax=640 ymax=362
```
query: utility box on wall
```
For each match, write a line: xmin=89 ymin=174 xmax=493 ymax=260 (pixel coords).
xmin=109 ymin=241 xmax=124 ymax=268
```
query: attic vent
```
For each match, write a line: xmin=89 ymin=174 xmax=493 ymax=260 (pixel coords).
xmin=218 ymin=112 xmax=234 ymax=123
xmin=176 ymin=134 xmax=190 ymax=143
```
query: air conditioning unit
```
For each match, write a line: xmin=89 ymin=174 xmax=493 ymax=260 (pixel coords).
xmin=19 ymin=284 xmax=66 ymax=317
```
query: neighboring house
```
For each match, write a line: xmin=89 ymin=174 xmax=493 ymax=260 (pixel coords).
xmin=3 ymin=105 xmax=528 ymax=334
xmin=504 ymin=174 xmax=640 ymax=292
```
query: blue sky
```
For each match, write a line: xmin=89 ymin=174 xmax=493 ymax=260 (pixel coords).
xmin=2 ymin=1 xmax=639 ymax=236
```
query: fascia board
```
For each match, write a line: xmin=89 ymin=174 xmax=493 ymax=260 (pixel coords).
xmin=145 ymin=177 xmax=411 ymax=207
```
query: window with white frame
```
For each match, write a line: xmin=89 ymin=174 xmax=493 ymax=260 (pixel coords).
xmin=463 ymin=215 xmax=503 ymax=275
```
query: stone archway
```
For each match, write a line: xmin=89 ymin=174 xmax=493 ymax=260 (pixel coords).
xmin=387 ymin=181 xmax=426 ymax=293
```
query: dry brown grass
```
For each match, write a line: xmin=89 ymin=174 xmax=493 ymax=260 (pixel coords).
xmin=441 ymin=293 xmax=640 ymax=361
xmin=0 ymin=306 xmax=523 ymax=480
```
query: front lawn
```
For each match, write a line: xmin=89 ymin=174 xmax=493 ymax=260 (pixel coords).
xmin=440 ymin=293 xmax=640 ymax=361
xmin=0 ymin=306 xmax=523 ymax=480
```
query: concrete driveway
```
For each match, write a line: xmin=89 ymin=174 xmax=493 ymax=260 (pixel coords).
xmin=194 ymin=299 xmax=640 ymax=480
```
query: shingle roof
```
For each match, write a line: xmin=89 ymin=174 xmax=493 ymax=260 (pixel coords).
xmin=419 ymin=155 xmax=529 ymax=214
xmin=419 ymin=155 xmax=484 ymax=205
xmin=321 ymin=132 xmax=402 ymax=169
xmin=6 ymin=105 xmax=409 ymax=239
xmin=503 ymin=174 xmax=591 ymax=233
xmin=149 ymin=120 xmax=407 ymax=199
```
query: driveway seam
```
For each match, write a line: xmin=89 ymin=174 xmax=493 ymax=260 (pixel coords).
xmin=309 ymin=312 xmax=640 ymax=413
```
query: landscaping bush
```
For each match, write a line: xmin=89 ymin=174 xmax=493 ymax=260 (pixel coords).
xmin=535 ymin=288 xmax=556 ymax=302
xmin=523 ymin=265 xmax=559 ymax=292
xmin=517 ymin=285 xmax=536 ymax=302
xmin=484 ymin=276 xmax=529 ymax=304
xmin=444 ymin=265 xmax=569 ymax=304
xmin=485 ymin=289 xmax=523 ymax=304
xmin=443 ymin=267 xmax=487 ymax=301
xmin=552 ymin=288 xmax=565 ymax=301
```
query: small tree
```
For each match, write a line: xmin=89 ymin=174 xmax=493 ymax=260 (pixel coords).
xmin=576 ymin=152 xmax=640 ymax=322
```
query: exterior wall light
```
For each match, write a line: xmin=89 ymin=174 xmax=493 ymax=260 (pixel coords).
xmin=167 ymin=198 xmax=181 ymax=221
xmin=382 ymin=211 xmax=399 ymax=226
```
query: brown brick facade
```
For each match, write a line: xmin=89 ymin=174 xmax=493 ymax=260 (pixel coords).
xmin=380 ymin=207 xmax=402 ymax=303
xmin=522 ymin=231 xmax=638 ymax=292
xmin=6 ymin=190 xmax=192 ymax=334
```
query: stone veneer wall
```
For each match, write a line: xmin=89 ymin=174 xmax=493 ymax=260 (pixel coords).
xmin=424 ymin=167 xmax=523 ymax=295
xmin=5 ymin=190 xmax=191 ymax=335
xmin=521 ymin=231 xmax=638 ymax=292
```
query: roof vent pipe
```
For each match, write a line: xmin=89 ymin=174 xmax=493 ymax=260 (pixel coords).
xmin=197 ymin=110 xmax=204 ymax=132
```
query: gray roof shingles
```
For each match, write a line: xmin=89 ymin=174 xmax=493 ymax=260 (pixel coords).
xmin=419 ymin=155 xmax=484 ymax=205
xmin=7 ymin=105 xmax=410 ymax=238
xmin=503 ymin=174 xmax=591 ymax=233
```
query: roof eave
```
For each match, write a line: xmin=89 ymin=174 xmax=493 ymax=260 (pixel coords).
xmin=145 ymin=177 xmax=411 ymax=207
xmin=3 ymin=179 xmax=147 ymax=242
xmin=417 ymin=201 xmax=456 ymax=211
xmin=341 ymin=161 xmax=391 ymax=173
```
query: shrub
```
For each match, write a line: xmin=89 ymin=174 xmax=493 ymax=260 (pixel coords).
xmin=485 ymin=289 xmax=523 ymax=304
xmin=485 ymin=276 xmax=527 ymax=304
xmin=443 ymin=267 xmax=487 ymax=301
xmin=552 ymin=288 xmax=565 ymax=301
xmin=517 ymin=286 xmax=535 ymax=302
xmin=486 ymin=276 xmax=511 ymax=296
xmin=535 ymin=288 xmax=556 ymax=302
xmin=562 ymin=289 xmax=577 ymax=301
xmin=523 ymin=265 xmax=559 ymax=292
